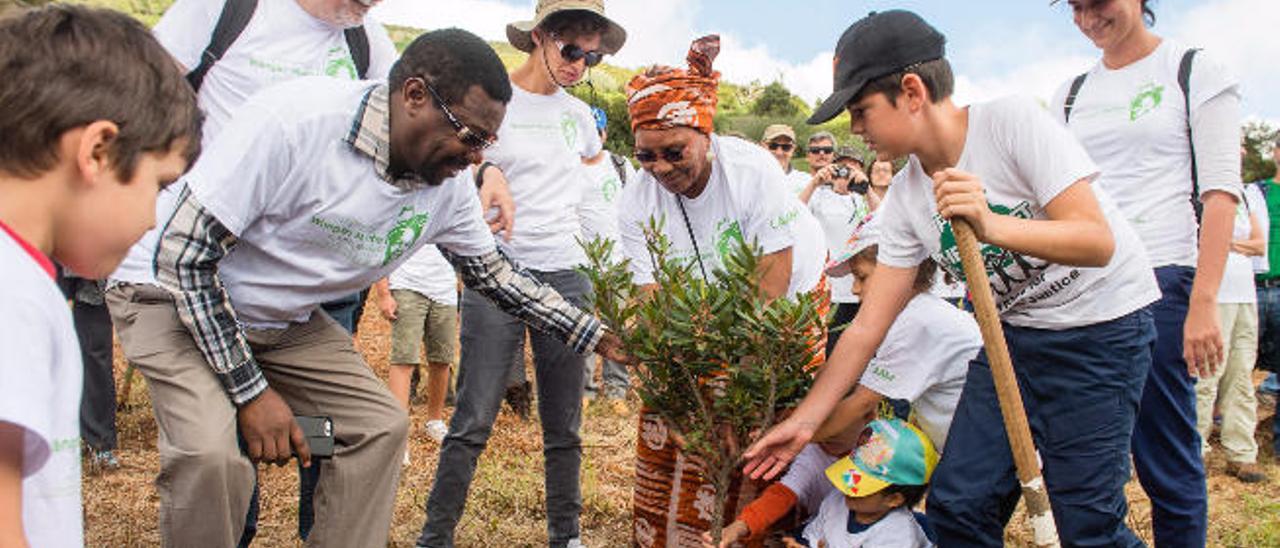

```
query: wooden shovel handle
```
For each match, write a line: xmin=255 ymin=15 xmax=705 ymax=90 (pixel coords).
xmin=951 ymin=219 xmax=1060 ymax=547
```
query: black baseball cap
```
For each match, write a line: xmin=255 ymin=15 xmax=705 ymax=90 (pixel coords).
xmin=808 ymin=10 xmax=946 ymax=125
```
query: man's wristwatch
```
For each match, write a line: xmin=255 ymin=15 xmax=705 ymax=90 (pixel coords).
xmin=475 ymin=161 xmax=497 ymax=188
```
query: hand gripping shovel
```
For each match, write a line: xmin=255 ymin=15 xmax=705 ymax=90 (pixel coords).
xmin=951 ymin=219 xmax=1060 ymax=547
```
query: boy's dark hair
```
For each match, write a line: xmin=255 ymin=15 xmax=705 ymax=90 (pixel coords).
xmin=390 ymin=28 xmax=512 ymax=106
xmin=883 ymin=482 xmax=928 ymax=509
xmin=853 ymin=58 xmax=954 ymax=106
xmin=538 ymin=10 xmax=609 ymax=41
xmin=0 ymin=5 xmax=202 ymax=181
xmin=1141 ymin=0 xmax=1156 ymax=26
xmin=854 ymin=245 xmax=937 ymax=293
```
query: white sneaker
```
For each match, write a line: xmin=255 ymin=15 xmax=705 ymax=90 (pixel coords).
xmin=425 ymin=419 xmax=448 ymax=444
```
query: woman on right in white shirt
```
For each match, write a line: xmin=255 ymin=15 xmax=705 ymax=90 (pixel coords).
xmin=1051 ymin=1 xmax=1243 ymax=545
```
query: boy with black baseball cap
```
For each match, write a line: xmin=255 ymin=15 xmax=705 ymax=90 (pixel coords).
xmin=745 ymin=10 xmax=1161 ymax=546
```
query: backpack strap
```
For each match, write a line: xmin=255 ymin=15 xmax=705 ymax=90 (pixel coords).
xmin=1179 ymin=48 xmax=1202 ymax=224
xmin=187 ymin=0 xmax=259 ymax=92
xmin=344 ymin=26 xmax=371 ymax=79
xmin=1062 ymin=72 xmax=1089 ymax=123
xmin=609 ymin=152 xmax=628 ymax=186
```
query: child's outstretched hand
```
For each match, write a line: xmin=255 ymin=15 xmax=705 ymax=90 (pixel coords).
xmin=699 ymin=520 xmax=750 ymax=548
xmin=932 ymin=168 xmax=993 ymax=241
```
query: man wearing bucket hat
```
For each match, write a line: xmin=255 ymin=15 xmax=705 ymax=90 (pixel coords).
xmin=420 ymin=2 xmax=626 ymax=547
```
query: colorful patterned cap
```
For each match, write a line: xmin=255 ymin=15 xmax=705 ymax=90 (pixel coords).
xmin=824 ymin=417 xmax=940 ymax=498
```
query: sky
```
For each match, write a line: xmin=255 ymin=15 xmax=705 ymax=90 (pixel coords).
xmin=370 ymin=0 xmax=1280 ymax=123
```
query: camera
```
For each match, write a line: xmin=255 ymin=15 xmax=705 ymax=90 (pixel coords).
xmin=832 ymin=165 xmax=851 ymax=179
xmin=850 ymin=180 xmax=869 ymax=195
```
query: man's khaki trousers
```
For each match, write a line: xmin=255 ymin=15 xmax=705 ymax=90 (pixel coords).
xmin=106 ymin=283 xmax=408 ymax=547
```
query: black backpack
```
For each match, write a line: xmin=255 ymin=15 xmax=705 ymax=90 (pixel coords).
xmin=185 ymin=0 xmax=371 ymax=91
xmin=1062 ymin=49 xmax=1202 ymax=222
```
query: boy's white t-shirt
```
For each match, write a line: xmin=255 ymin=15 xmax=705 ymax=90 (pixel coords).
xmin=186 ymin=79 xmax=495 ymax=329
xmin=859 ymin=292 xmax=980 ymax=451
xmin=112 ymin=0 xmax=398 ymax=286
xmin=808 ymin=187 xmax=870 ymax=304
xmin=1218 ymin=201 xmax=1258 ymax=304
xmin=1051 ymin=39 xmax=1241 ymax=267
xmin=485 ymin=85 xmax=603 ymax=271
xmin=0 ymin=229 xmax=83 ymax=547
xmin=802 ymin=496 xmax=933 ymax=548
xmin=877 ymin=96 xmax=1160 ymax=329
xmin=389 ymin=245 xmax=459 ymax=306
xmin=779 ymin=444 xmax=843 ymax=516
xmin=577 ymin=155 xmax=632 ymax=245
xmin=930 ymin=270 xmax=968 ymax=300
xmin=619 ymin=135 xmax=825 ymax=297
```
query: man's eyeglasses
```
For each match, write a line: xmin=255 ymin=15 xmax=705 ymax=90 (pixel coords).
xmin=555 ymin=38 xmax=606 ymax=67
xmin=768 ymin=142 xmax=794 ymax=152
xmin=421 ymin=79 xmax=496 ymax=151
xmin=635 ymin=145 xmax=687 ymax=164
xmin=808 ymin=146 xmax=835 ymax=155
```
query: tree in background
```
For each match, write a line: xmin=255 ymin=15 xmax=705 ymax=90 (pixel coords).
xmin=751 ymin=81 xmax=800 ymax=118
xmin=1243 ymin=120 xmax=1279 ymax=183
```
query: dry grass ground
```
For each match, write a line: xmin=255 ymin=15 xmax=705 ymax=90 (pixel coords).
xmin=85 ymin=305 xmax=1280 ymax=546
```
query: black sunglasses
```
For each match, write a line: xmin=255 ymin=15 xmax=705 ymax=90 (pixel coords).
xmin=808 ymin=146 xmax=835 ymax=155
xmin=635 ymin=145 xmax=686 ymax=164
xmin=555 ymin=38 xmax=606 ymax=67
xmin=421 ymin=79 xmax=496 ymax=151
xmin=768 ymin=142 xmax=794 ymax=152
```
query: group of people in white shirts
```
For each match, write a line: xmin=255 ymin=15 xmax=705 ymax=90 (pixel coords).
xmin=2 ymin=0 xmax=1270 ymax=547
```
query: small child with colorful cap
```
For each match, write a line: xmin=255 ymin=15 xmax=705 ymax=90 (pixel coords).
xmin=799 ymin=417 xmax=937 ymax=547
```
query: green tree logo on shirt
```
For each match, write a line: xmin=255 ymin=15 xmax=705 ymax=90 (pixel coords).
xmin=601 ymin=175 xmax=621 ymax=203
xmin=714 ymin=219 xmax=745 ymax=259
xmin=560 ymin=111 xmax=579 ymax=150
xmin=933 ymin=201 xmax=1048 ymax=301
xmin=383 ymin=207 xmax=429 ymax=266
xmin=325 ymin=46 xmax=358 ymax=80
xmin=1129 ymin=83 xmax=1164 ymax=121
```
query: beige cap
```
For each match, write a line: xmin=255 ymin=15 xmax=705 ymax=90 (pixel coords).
xmin=761 ymin=124 xmax=796 ymax=143
xmin=506 ymin=0 xmax=627 ymax=55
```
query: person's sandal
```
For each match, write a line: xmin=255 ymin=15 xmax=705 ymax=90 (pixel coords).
xmin=1226 ymin=461 xmax=1268 ymax=483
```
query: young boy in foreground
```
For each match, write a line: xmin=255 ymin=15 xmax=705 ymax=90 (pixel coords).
xmin=744 ymin=10 xmax=1161 ymax=545
xmin=0 ymin=6 xmax=200 ymax=546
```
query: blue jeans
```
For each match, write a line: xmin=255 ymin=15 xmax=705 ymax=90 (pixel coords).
xmin=1259 ymin=284 xmax=1280 ymax=453
xmin=1132 ymin=266 xmax=1207 ymax=547
xmin=927 ymin=308 xmax=1153 ymax=547
xmin=419 ymin=270 xmax=591 ymax=548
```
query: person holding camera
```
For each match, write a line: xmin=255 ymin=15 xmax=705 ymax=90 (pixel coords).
xmin=800 ymin=143 xmax=872 ymax=354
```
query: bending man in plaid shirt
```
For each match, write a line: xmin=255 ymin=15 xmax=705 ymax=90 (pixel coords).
xmin=144 ymin=29 xmax=625 ymax=547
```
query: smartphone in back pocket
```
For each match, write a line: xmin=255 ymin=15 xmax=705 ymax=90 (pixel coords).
xmin=295 ymin=415 xmax=335 ymax=459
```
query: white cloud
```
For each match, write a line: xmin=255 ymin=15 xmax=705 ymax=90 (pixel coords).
xmin=1167 ymin=0 xmax=1280 ymax=119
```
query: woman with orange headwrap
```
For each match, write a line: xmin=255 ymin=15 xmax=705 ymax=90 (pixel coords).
xmin=619 ymin=36 xmax=830 ymax=547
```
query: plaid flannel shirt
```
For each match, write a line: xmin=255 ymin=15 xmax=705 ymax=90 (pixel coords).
xmin=154 ymin=84 xmax=604 ymax=406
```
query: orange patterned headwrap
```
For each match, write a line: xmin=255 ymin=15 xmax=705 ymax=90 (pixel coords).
xmin=625 ymin=35 xmax=721 ymax=135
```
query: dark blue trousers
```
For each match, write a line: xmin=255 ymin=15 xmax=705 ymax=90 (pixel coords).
xmin=927 ymin=308 xmax=1154 ymax=547
xmin=1132 ymin=266 xmax=1208 ymax=547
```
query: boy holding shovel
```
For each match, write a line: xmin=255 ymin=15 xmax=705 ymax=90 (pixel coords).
xmin=744 ymin=10 xmax=1160 ymax=546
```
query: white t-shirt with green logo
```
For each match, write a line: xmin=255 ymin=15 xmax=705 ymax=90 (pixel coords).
xmin=578 ymin=155 xmax=633 ymax=246
xmin=0 ymin=231 xmax=83 ymax=547
xmin=485 ymin=86 xmax=603 ymax=271
xmin=619 ymin=134 xmax=825 ymax=297
xmin=1051 ymin=39 xmax=1241 ymax=268
xmin=112 ymin=0 xmax=398 ymax=287
xmin=877 ymin=96 xmax=1160 ymax=329
xmin=188 ymin=79 xmax=495 ymax=329
xmin=808 ymin=187 xmax=870 ymax=304
xmin=858 ymin=293 xmax=981 ymax=451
